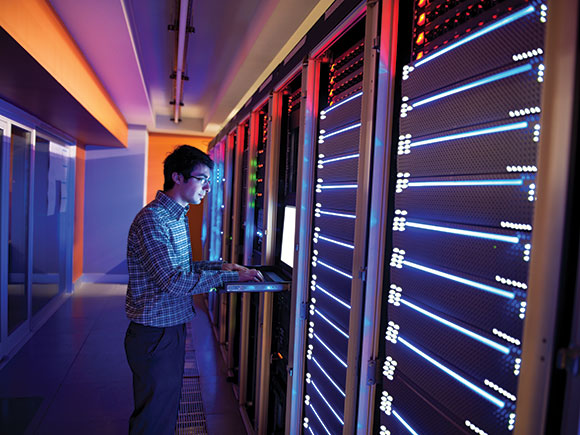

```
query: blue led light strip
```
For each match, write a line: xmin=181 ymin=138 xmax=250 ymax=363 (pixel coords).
xmin=405 ymin=221 xmax=520 ymax=243
xmin=313 ymin=333 xmax=348 ymax=368
xmin=413 ymin=64 xmax=533 ymax=107
xmin=319 ymin=184 xmax=358 ymax=190
xmin=410 ymin=122 xmax=528 ymax=148
xmin=400 ymin=299 xmax=510 ymax=354
xmin=308 ymin=427 xmax=315 ymax=435
xmin=319 ymin=210 xmax=356 ymax=219
xmin=392 ymin=409 xmax=420 ymax=435
xmin=321 ymin=91 xmax=363 ymax=115
xmin=398 ymin=336 xmax=505 ymax=408
xmin=320 ymin=153 xmax=359 ymax=164
xmin=312 ymin=357 xmax=346 ymax=397
xmin=407 ymin=179 xmax=523 ymax=188
xmin=309 ymin=404 xmax=332 ymax=435
xmin=311 ymin=380 xmax=345 ymax=425
xmin=318 ymin=235 xmax=355 ymax=250
xmin=315 ymin=308 xmax=349 ymax=339
xmin=317 ymin=260 xmax=353 ymax=279
xmin=402 ymin=260 xmax=515 ymax=299
xmin=321 ymin=122 xmax=362 ymax=140
xmin=415 ymin=6 xmax=535 ymax=67
xmin=315 ymin=284 xmax=351 ymax=309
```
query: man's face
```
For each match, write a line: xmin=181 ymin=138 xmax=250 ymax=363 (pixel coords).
xmin=181 ymin=164 xmax=211 ymax=205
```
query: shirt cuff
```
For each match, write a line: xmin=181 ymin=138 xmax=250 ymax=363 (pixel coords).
xmin=221 ymin=271 xmax=239 ymax=283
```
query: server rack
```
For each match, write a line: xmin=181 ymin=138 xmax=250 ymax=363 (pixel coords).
xmin=296 ymin=2 xmax=380 ymax=433
xmin=238 ymin=104 xmax=265 ymax=428
xmin=253 ymin=102 xmax=270 ymax=264
xmin=225 ymin=129 xmax=240 ymax=378
xmin=373 ymin=1 xmax=556 ymax=434
xmin=206 ymin=140 xmax=226 ymax=326
xmin=267 ymin=72 xmax=302 ymax=435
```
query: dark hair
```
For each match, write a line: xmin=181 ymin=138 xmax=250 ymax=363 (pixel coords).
xmin=163 ymin=145 xmax=214 ymax=191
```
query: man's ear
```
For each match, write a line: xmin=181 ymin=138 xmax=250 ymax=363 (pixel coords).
xmin=172 ymin=172 xmax=184 ymax=185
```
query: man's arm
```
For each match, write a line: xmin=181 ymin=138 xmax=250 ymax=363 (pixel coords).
xmin=136 ymin=217 xmax=238 ymax=295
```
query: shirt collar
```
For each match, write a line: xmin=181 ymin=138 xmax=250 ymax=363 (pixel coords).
xmin=156 ymin=190 xmax=189 ymax=219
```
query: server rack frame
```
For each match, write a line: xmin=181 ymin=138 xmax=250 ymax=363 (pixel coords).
xmin=231 ymin=118 xmax=249 ymax=405
xmin=289 ymin=1 xmax=380 ymax=433
xmin=254 ymin=89 xmax=283 ymax=434
xmin=515 ymin=0 xmax=579 ymax=432
xmin=225 ymin=129 xmax=240 ymax=377
xmin=356 ymin=0 xmax=400 ymax=432
xmin=287 ymin=57 xmax=320 ymax=435
xmin=239 ymin=99 xmax=269 ymax=426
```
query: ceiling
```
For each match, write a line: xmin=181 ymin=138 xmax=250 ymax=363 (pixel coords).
xmin=46 ymin=0 xmax=332 ymax=138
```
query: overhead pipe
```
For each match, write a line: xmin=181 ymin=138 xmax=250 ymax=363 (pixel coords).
xmin=170 ymin=0 xmax=194 ymax=123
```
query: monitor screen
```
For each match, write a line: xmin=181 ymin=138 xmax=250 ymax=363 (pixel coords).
xmin=280 ymin=206 xmax=296 ymax=268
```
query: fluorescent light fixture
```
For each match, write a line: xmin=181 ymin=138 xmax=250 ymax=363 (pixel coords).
xmin=402 ymin=260 xmax=515 ymax=299
xmin=320 ymin=153 xmax=360 ymax=164
xmin=315 ymin=284 xmax=351 ymax=309
xmin=407 ymin=179 xmax=523 ymax=188
xmin=315 ymin=309 xmax=349 ymax=338
xmin=320 ymin=123 xmax=362 ymax=140
xmin=400 ymin=299 xmax=510 ymax=354
xmin=313 ymin=333 xmax=347 ymax=368
xmin=309 ymin=404 xmax=332 ymax=435
xmin=317 ymin=260 xmax=353 ymax=279
xmin=311 ymin=380 xmax=344 ymax=425
xmin=392 ymin=410 xmax=420 ymax=435
xmin=319 ymin=210 xmax=356 ymax=219
xmin=413 ymin=64 xmax=533 ymax=107
xmin=318 ymin=235 xmax=355 ymax=250
xmin=312 ymin=357 xmax=346 ymax=397
xmin=398 ymin=337 xmax=505 ymax=408
xmin=322 ymin=91 xmax=363 ymax=114
xmin=415 ymin=6 xmax=535 ymax=67
xmin=405 ymin=221 xmax=519 ymax=243
xmin=410 ymin=122 xmax=528 ymax=148
xmin=319 ymin=184 xmax=358 ymax=190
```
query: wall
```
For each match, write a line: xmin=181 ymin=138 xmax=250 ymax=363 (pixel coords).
xmin=147 ymin=133 xmax=211 ymax=261
xmin=82 ymin=127 xmax=147 ymax=283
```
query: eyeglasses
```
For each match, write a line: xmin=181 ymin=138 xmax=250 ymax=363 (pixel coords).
xmin=189 ymin=175 xmax=211 ymax=186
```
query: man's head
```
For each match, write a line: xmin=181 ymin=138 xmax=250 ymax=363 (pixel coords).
xmin=163 ymin=145 xmax=214 ymax=206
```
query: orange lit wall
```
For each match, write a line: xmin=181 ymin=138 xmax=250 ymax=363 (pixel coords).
xmin=73 ymin=143 xmax=86 ymax=282
xmin=0 ymin=0 xmax=128 ymax=147
xmin=148 ymin=133 xmax=211 ymax=261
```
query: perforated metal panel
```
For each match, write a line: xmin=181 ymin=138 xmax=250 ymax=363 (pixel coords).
xmin=302 ymin=23 xmax=365 ymax=435
xmin=378 ymin=2 xmax=547 ymax=435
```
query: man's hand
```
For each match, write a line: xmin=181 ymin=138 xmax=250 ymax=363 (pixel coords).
xmin=222 ymin=262 xmax=249 ymax=272
xmin=237 ymin=269 xmax=264 ymax=282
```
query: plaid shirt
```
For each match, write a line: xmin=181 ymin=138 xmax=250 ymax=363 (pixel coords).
xmin=126 ymin=191 xmax=238 ymax=327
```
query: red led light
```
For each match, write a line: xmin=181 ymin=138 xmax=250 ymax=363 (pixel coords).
xmin=418 ymin=0 xmax=426 ymax=7
xmin=417 ymin=13 xmax=426 ymax=26
xmin=416 ymin=32 xmax=425 ymax=45
xmin=416 ymin=51 xmax=424 ymax=60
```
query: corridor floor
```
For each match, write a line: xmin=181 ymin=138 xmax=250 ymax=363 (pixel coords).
xmin=0 ymin=283 xmax=246 ymax=435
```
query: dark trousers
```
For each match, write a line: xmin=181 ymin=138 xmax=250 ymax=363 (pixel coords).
xmin=124 ymin=321 xmax=186 ymax=435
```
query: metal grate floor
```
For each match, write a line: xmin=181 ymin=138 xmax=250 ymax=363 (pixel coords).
xmin=175 ymin=323 xmax=208 ymax=435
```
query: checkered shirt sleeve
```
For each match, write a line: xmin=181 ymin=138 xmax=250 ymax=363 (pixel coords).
xmin=126 ymin=192 xmax=238 ymax=327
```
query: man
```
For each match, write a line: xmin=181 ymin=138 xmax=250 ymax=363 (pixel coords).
xmin=124 ymin=145 xmax=262 ymax=434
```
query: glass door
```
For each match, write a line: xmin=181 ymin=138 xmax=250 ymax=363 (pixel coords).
xmin=31 ymin=137 xmax=67 ymax=316
xmin=0 ymin=110 xmax=74 ymax=361
xmin=7 ymin=125 xmax=32 ymax=336
xmin=0 ymin=119 xmax=7 ymax=356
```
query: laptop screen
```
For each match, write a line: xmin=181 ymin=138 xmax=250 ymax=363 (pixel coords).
xmin=280 ymin=205 xmax=296 ymax=268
